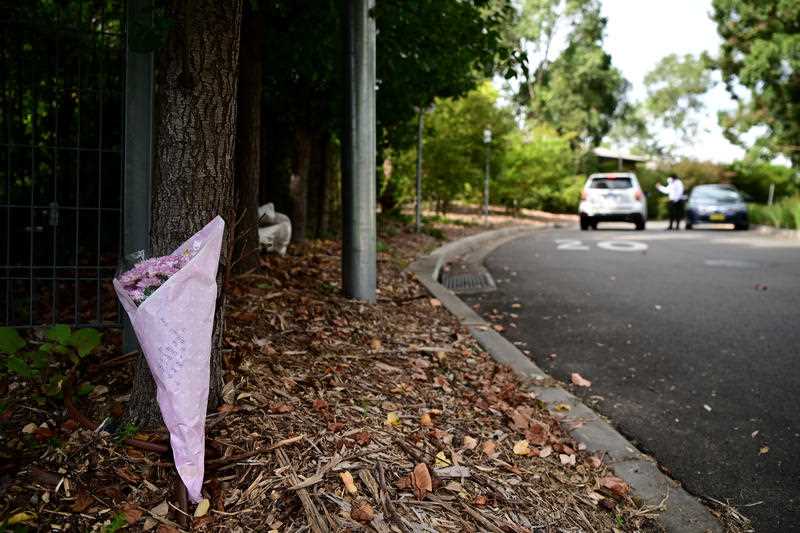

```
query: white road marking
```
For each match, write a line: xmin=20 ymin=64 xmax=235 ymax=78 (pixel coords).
xmin=555 ymin=239 xmax=590 ymax=250
xmin=597 ymin=240 xmax=648 ymax=252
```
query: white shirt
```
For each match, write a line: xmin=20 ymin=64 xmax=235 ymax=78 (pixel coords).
xmin=657 ymin=179 xmax=684 ymax=202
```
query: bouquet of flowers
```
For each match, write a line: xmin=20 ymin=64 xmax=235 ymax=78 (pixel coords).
xmin=113 ymin=216 xmax=225 ymax=502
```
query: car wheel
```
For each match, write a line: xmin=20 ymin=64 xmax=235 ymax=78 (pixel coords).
xmin=590 ymin=220 xmax=598 ymax=230
xmin=685 ymin=222 xmax=693 ymax=230
xmin=580 ymin=214 xmax=589 ymax=231
xmin=634 ymin=214 xmax=645 ymax=231
xmin=735 ymin=223 xmax=749 ymax=231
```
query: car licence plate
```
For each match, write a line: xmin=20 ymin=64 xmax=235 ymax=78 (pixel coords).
xmin=709 ymin=213 xmax=726 ymax=221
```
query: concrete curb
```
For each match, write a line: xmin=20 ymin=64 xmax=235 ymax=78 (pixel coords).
xmin=753 ymin=224 xmax=800 ymax=240
xmin=409 ymin=226 xmax=723 ymax=533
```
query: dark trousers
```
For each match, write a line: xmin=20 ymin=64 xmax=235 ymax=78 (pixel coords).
xmin=668 ymin=200 xmax=684 ymax=229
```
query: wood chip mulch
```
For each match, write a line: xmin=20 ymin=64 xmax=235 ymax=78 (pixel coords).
xmin=1 ymin=220 xmax=664 ymax=532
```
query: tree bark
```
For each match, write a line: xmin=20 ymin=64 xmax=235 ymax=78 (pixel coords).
xmin=125 ymin=0 xmax=243 ymax=429
xmin=289 ymin=127 xmax=313 ymax=244
xmin=307 ymin=131 xmax=330 ymax=238
xmin=233 ymin=4 xmax=264 ymax=273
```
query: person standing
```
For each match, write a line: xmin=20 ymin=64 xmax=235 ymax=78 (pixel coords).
xmin=656 ymin=175 xmax=685 ymax=230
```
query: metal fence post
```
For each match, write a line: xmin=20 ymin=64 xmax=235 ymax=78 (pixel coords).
xmin=342 ymin=0 xmax=376 ymax=302
xmin=122 ymin=0 xmax=154 ymax=350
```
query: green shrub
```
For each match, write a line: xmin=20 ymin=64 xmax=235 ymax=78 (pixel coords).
xmin=0 ymin=325 xmax=102 ymax=403
xmin=748 ymin=196 xmax=800 ymax=229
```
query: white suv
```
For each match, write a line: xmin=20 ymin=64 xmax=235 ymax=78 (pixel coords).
xmin=579 ymin=173 xmax=647 ymax=230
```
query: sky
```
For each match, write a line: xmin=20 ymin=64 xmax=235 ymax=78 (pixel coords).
xmin=600 ymin=0 xmax=745 ymax=162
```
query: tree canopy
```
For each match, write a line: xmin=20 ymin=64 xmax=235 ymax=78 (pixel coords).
xmin=711 ymin=0 xmax=800 ymax=166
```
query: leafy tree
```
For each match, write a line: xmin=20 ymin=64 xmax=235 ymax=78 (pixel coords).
xmin=643 ymin=53 xmax=714 ymax=143
xmin=499 ymin=125 xmax=581 ymax=212
xmin=394 ymin=82 xmax=514 ymax=213
xmin=711 ymin=0 xmax=800 ymax=166
xmin=511 ymin=0 xmax=628 ymax=149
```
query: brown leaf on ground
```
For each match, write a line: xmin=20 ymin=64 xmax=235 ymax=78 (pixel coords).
xmin=599 ymin=476 xmax=630 ymax=497
xmin=411 ymin=463 xmax=433 ymax=499
xmin=571 ymin=373 xmax=592 ymax=387
xmin=419 ymin=412 xmax=433 ymax=427
xmin=513 ymin=439 xmax=530 ymax=456
xmin=71 ymin=491 xmax=93 ymax=513
xmin=350 ymin=499 xmax=375 ymax=522
xmin=482 ymin=440 xmax=497 ymax=456
xmin=474 ymin=494 xmax=488 ymax=506
xmin=121 ymin=503 xmax=143 ymax=525
xmin=270 ymin=403 xmax=293 ymax=414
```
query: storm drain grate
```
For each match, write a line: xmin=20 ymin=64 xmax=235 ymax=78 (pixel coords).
xmin=440 ymin=271 xmax=496 ymax=293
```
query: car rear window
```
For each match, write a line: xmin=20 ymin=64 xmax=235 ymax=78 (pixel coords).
xmin=589 ymin=177 xmax=633 ymax=189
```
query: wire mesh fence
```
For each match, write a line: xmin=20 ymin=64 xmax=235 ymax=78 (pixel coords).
xmin=0 ymin=0 xmax=126 ymax=327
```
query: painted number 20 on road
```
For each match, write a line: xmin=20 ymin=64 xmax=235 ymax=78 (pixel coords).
xmin=555 ymin=239 xmax=649 ymax=252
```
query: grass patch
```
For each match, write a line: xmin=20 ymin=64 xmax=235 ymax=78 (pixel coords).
xmin=749 ymin=196 xmax=800 ymax=229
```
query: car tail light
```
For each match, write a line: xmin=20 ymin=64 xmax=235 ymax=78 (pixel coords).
xmin=581 ymin=190 xmax=588 ymax=200
xmin=634 ymin=189 xmax=643 ymax=200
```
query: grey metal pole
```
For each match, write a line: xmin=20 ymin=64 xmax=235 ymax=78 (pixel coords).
xmin=768 ymin=183 xmax=775 ymax=206
xmin=123 ymin=0 xmax=154 ymax=351
xmin=342 ymin=0 xmax=376 ymax=302
xmin=483 ymin=128 xmax=491 ymax=225
xmin=484 ymin=144 xmax=490 ymax=224
xmin=415 ymin=106 xmax=424 ymax=233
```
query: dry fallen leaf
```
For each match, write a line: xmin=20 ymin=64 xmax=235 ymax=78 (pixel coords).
xmin=570 ymin=373 xmax=592 ymax=387
xmin=759 ymin=446 xmax=769 ymax=455
xmin=513 ymin=439 xmax=530 ymax=456
xmin=435 ymin=451 xmax=450 ymax=468
xmin=7 ymin=512 xmax=36 ymax=525
xmin=474 ymin=494 xmax=488 ymax=506
xmin=493 ymin=324 xmax=505 ymax=332
xmin=430 ymin=298 xmax=442 ymax=307
xmin=150 ymin=501 xmax=169 ymax=517
xmin=599 ymin=476 xmax=630 ymax=497
xmin=340 ymin=471 xmax=358 ymax=495
xmin=559 ymin=454 xmax=576 ymax=466
xmin=462 ymin=435 xmax=478 ymax=450
xmin=482 ymin=440 xmax=497 ymax=456
xmin=411 ymin=463 xmax=433 ymax=499
xmin=350 ymin=499 xmax=375 ymax=522
xmin=193 ymin=498 xmax=210 ymax=518
xmin=121 ymin=504 xmax=143 ymax=525
xmin=554 ymin=403 xmax=571 ymax=412
xmin=586 ymin=455 xmax=603 ymax=468
xmin=369 ymin=338 xmax=382 ymax=351
xmin=539 ymin=445 xmax=552 ymax=458
xmin=420 ymin=412 xmax=434 ymax=427
xmin=385 ymin=412 xmax=401 ymax=426
xmin=71 ymin=491 xmax=93 ymax=513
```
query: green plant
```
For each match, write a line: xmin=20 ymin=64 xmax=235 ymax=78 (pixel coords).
xmin=115 ymin=422 xmax=140 ymax=444
xmin=102 ymin=513 xmax=128 ymax=533
xmin=0 ymin=325 xmax=102 ymax=402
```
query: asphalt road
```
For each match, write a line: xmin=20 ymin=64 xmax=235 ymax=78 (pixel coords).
xmin=464 ymin=222 xmax=800 ymax=532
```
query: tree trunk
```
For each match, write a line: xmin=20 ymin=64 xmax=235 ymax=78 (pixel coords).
xmin=307 ymin=131 xmax=330 ymax=238
xmin=125 ymin=0 xmax=243 ymax=429
xmin=289 ymin=127 xmax=313 ymax=244
xmin=233 ymin=4 xmax=264 ymax=273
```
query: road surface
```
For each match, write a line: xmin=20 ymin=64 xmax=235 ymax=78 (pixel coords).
xmin=464 ymin=222 xmax=800 ymax=532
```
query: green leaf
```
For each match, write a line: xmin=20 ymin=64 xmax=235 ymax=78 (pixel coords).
xmin=69 ymin=329 xmax=102 ymax=358
xmin=6 ymin=356 xmax=34 ymax=378
xmin=0 ymin=327 xmax=26 ymax=354
xmin=46 ymin=324 xmax=71 ymax=346
xmin=29 ymin=350 xmax=49 ymax=370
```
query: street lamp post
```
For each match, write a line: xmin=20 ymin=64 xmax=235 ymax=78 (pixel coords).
xmin=415 ymin=106 xmax=424 ymax=233
xmin=483 ymin=128 xmax=492 ymax=225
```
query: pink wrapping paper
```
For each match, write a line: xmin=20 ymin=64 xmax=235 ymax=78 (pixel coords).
xmin=113 ymin=216 xmax=225 ymax=502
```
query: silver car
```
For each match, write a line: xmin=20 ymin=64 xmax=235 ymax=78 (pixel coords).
xmin=578 ymin=173 xmax=647 ymax=230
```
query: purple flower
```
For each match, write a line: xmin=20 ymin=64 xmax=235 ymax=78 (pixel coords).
xmin=118 ymin=253 xmax=190 ymax=305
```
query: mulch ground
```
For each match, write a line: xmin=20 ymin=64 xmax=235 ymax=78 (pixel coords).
xmin=1 ymin=217 xmax=665 ymax=532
